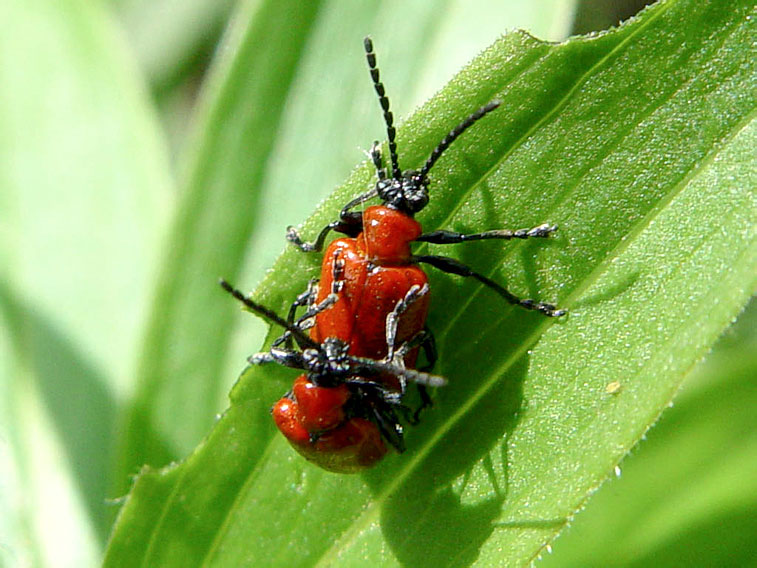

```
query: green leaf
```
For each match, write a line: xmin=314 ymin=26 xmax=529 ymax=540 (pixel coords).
xmin=540 ymin=299 xmax=757 ymax=567
xmin=106 ymin=0 xmax=755 ymax=565
xmin=0 ymin=0 xmax=172 ymax=563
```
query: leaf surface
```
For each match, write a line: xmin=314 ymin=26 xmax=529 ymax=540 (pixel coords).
xmin=541 ymin=300 xmax=757 ymax=567
xmin=105 ymin=0 xmax=756 ymax=566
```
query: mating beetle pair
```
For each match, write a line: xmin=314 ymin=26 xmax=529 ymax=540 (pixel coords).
xmin=222 ymin=37 xmax=564 ymax=472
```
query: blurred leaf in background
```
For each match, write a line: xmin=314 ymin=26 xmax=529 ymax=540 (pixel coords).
xmin=0 ymin=0 xmax=172 ymax=565
xmin=0 ymin=0 xmax=753 ymax=567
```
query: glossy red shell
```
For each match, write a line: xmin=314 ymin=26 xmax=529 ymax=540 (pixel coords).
xmin=361 ymin=205 xmax=421 ymax=263
xmin=272 ymin=377 xmax=388 ymax=473
xmin=312 ymin=207 xmax=429 ymax=376
xmin=292 ymin=375 xmax=348 ymax=432
xmin=274 ymin=205 xmax=430 ymax=472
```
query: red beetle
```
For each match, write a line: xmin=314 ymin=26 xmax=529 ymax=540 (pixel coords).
xmin=220 ymin=279 xmax=444 ymax=473
xmin=287 ymin=38 xmax=565 ymax=332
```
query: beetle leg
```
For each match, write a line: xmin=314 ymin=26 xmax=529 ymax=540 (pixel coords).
xmin=413 ymin=254 xmax=566 ymax=317
xmin=287 ymin=197 xmax=370 ymax=253
xmin=415 ymin=223 xmax=557 ymax=244
xmin=291 ymin=247 xmax=346 ymax=336
xmin=273 ymin=279 xmax=320 ymax=349
xmin=384 ymin=283 xmax=430 ymax=363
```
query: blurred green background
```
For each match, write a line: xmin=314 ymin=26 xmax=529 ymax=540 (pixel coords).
xmin=1 ymin=0 xmax=753 ymax=566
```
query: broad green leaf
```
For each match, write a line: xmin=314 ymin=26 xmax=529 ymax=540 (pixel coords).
xmin=0 ymin=0 xmax=172 ymax=563
xmin=541 ymin=300 xmax=757 ymax=567
xmin=104 ymin=0 xmax=755 ymax=566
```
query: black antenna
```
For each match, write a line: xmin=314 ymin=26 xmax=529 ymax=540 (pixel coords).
xmin=350 ymin=357 xmax=447 ymax=388
xmin=419 ymin=100 xmax=500 ymax=180
xmin=364 ymin=37 xmax=401 ymax=179
xmin=219 ymin=279 xmax=318 ymax=350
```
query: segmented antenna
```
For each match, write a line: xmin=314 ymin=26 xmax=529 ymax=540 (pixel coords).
xmin=219 ymin=279 xmax=318 ymax=350
xmin=352 ymin=358 xmax=447 ymax=388
xmin=364 ymin=37 xmax=401 ymax=179
xmin=419 ymin=100 xmax=500 ymax=180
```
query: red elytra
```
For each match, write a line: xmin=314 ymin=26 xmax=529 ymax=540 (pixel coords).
xmin=220 ymin=278 xmax=443 ymax=473
xmin=272 ymin=378 xmax=386 ymax=472
xmin=312 ymin=207 xmax=429 ymax=374
xmin=289 ymin=375 xmax=349 ymax=432
xmin=270 ymin=207 xmax=431 ymax=472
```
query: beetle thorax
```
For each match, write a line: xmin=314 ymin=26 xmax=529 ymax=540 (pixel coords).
xmin=360 ymin=205 xmax=422 ymax=264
